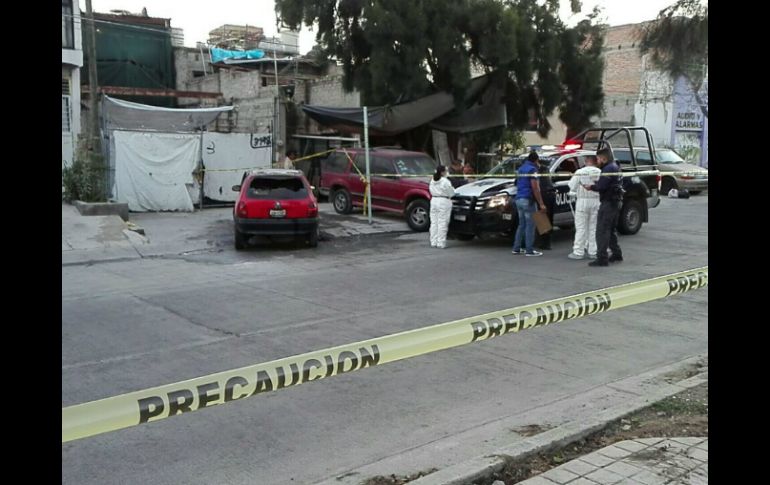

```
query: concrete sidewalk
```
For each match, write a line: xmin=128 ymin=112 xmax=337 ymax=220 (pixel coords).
xmin=62 ymin=202 xmax=414 ymax=264
xmin=62 ymin=204 xmax=143 ymax=265
xmin=517 ymin=437 xmax=707 ymax=485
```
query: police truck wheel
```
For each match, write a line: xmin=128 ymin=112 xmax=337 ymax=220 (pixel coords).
xmin=406 ymin=199 xmax=430 ymax=232
xmin=618 ymin=199 xmax=643 ymax=235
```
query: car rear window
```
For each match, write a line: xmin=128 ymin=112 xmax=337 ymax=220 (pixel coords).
xmin=393 ymin=156 xmax=436 ymax=175
xmin=247 ymin=177 xmax=308 ymax=200
xmin=324 ymin=152 xmax=353 ymax=173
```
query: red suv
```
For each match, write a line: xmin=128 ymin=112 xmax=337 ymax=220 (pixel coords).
xmin=319 ymin=148 xmax=437 ymax=231
xmin=232 ymin=169 xmax=319 ymax=250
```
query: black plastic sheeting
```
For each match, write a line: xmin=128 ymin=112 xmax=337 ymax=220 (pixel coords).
xmin=302 ymin=74 xmax=506 ymax=135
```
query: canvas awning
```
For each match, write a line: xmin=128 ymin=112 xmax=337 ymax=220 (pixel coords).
xmin=103 ymin=95 xmax=233 ymax=132
xmin=302 ymin=74 xmax=506 ymax=135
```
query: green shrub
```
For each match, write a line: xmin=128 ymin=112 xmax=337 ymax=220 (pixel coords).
xmin=62 ymin=154 xmax=107 ymax=203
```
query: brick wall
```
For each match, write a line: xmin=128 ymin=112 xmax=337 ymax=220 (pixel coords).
xmin=600 ymin=22 xmax=650 ymax=124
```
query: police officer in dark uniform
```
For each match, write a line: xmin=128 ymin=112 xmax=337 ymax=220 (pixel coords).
xmin=584 ymin=147 xmax=624 ymax=267
xmin=535 ymin=161 xmax=556 ymax=250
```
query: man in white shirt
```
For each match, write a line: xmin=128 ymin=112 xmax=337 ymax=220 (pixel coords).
xmin=282 ymin=151 xmax=297 ymax=170
xmin=567 ymin=156 xmax=602 ymax=260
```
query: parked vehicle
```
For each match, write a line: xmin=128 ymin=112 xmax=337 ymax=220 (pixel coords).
xmin=614 ymin=148 xmax=708 ymax=195
xmin=319 ymin=148 xmax=437 ymax=231
xmin=449 ymin=126 xmax=662 ymax=240
xmin=232 ymin=169 xmax=319 ymax=250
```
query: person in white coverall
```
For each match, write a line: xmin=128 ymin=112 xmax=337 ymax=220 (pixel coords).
xmin=429 ymin=165 xmax=455 ymax=248
xmin=567 ymin=156 xmax=602 ymax=259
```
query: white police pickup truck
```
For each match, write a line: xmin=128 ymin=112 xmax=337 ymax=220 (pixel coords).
xmin=448 ymin=127 xmax=661 ymax=241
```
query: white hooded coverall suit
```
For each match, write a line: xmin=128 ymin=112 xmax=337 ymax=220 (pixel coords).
xmin=429 ymin=176 xmax=455 ymax=248
xmin=568 ymin=165 xmax=601 ymax=257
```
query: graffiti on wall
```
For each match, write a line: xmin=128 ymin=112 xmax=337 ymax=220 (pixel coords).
xmin=671 ymin=77 xmax=708 ymax=167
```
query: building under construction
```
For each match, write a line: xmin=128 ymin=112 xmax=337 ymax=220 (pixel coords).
xmin=208 ymin=24 xmax=264 ymax=50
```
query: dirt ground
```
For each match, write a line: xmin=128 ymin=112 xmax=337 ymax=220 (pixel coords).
xmin=363 ymin=381 xmax=707 ymax=485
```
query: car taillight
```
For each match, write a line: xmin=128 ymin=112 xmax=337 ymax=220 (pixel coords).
xmin=307 ymin=201 xmax=318 ymax=217
xmin=237 ymin=201 xmax=248 ymax=218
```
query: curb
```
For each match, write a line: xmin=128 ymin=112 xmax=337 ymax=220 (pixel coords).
xmin=410 ymin=364 xmax=707 ymax=485
xmin=74 ymin=200 xmax=130 ymax=221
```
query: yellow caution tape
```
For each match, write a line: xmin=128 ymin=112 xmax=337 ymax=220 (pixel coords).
xmin=62 ymin=266 xmax=707 ymax=443
xmin=289 ymin=149 xmax=336 ymax=164
xmin=340 ymin=148 xmax=370 ymax=214
xmin=363 ymin=171 xmax=665 ymax=178
xmin=202 ymin=149 xmax=337 ymax=173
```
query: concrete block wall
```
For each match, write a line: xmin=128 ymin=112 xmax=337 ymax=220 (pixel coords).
xmin=307 ymin=77 xmax=360 ymax=107
xmin=174 ymin=48 xmax=212 ymax=88
xmin=174 ymin=56 xmax=360 ymax=136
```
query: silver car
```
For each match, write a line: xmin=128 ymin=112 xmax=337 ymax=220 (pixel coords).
xmin=615 ymin=148 xmax=708 ymax=195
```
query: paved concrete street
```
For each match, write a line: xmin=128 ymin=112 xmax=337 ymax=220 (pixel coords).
xmin=62 ymin=195 xmax=707 ymax=484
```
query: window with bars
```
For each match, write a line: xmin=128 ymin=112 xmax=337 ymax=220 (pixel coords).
xmin=62 ymin=96 xmax=71 ymax=132
xmin=62 ymin=0 xmax=74 ymax=49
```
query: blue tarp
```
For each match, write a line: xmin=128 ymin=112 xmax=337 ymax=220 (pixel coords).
xmin=210 ymin=47 xmax=265 ymax=63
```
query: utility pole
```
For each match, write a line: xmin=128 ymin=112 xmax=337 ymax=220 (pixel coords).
xmin=273 ymin=40 xmax=281 ymax=167
xmin=84 ymin=0 xmax=100 ymax=153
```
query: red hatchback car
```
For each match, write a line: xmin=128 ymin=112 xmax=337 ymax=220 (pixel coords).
xmin=232 ymin=169 xmax=320 ymax=250
xmin=319 ymin=148 xmax=437 ymax=231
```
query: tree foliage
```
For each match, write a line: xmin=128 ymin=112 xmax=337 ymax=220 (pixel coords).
xmin=276 ymin=0 xmax=606 ymax=135
xmin=639 ymin=0 xmax=708 ymax=117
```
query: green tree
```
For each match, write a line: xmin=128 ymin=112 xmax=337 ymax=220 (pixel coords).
xmin=639 ymin=0 xmax=708 ymax=117
xmin=277 ymin=0 xmax=605 ymax=136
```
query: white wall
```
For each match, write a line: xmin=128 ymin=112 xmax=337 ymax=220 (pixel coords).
xmin=62 ymin=133 xmax=74 ymax=170
xmin=61 ymin=2 xmax=83 ymax=67
xmin=634 ymin=100 xmax=673 ymax=148
xmin=62 ymin=1 xmax=82 ymax=171
xmin=62 ymin=65 xmax=80 ymax=170
xmin=633 ymin=66 xmax=674 ymax=148
xmin=202 ymin=132 xmax=272 ymax=202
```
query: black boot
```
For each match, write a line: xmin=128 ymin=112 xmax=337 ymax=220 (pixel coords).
xmin=536 ymin=233 xmax=552 ymax=250
xmin=589 ymin=259 xmax=608 ymax=267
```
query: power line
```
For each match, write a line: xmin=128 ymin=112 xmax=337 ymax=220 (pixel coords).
xmin=63 ymin=13 xmax=296 ymax=49
xmin=63 ymin=12 xmax=174 ymax=36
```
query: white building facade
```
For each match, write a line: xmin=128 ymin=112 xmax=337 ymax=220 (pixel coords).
xmin=62 ymin=0 xmax=83 ymax=169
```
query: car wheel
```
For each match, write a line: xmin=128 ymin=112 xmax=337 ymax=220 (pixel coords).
xmin=456 ymin=233 xmax=475 ymax=241
xmin=660 ymin=177 xmax=677 ymax=195
xmin=308 ymin=227 xmax=319 ymax=248
xmin=406 ymin=199 xmax=430 ymax=232
xmin=332 ymin=188 xmax=353 ymax=214
xmin=618 ymin=199 xmax=643 ymax=235
xmin=234 ymin=227 xmax=247 ymax=250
